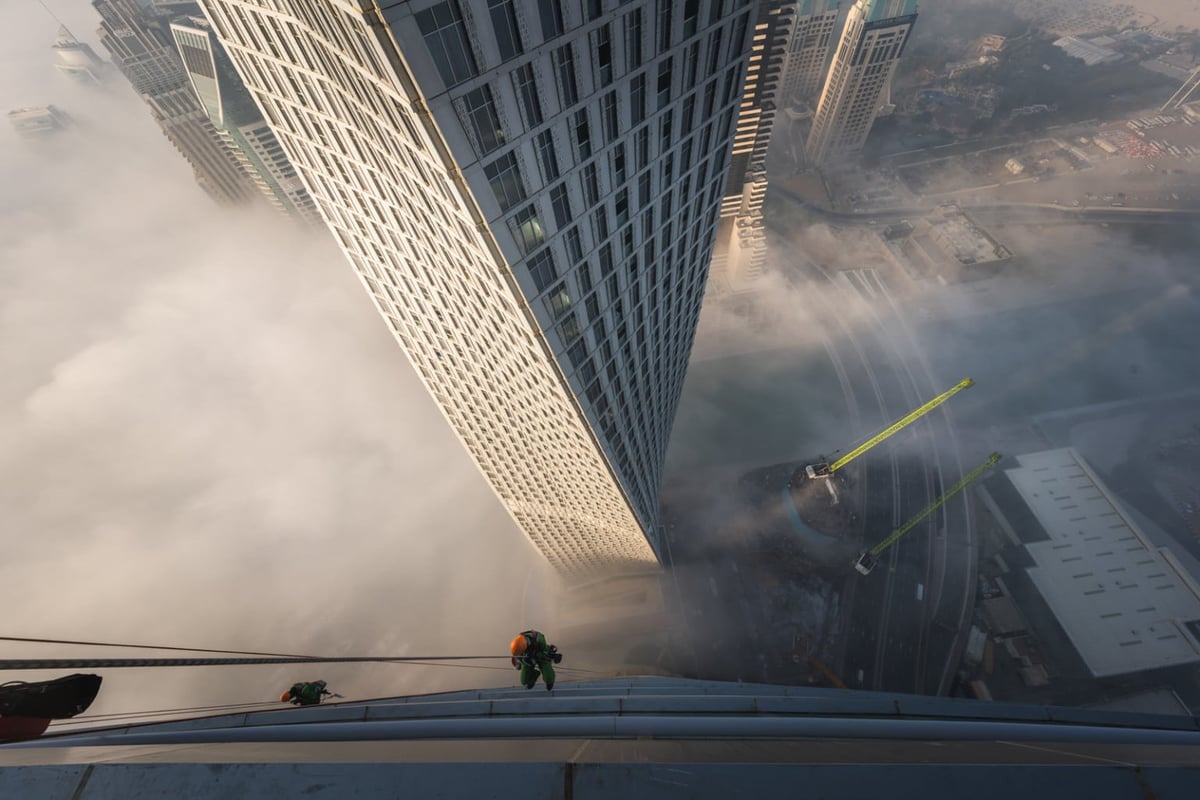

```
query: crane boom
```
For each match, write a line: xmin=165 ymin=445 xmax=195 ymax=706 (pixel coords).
xmin=807 ymin=655 xmax=847 ymax=689
xmin=806 ymin=378 xmax=975 ymax=479
xmin=854 ymin=452 xmax=1002 ymax=575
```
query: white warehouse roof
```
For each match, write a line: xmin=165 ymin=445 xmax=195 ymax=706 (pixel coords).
xmin=1053 ymin=37 xmax=1121 ymax=67
xmin=1006 ymin=448 xmax=1200 ymax=677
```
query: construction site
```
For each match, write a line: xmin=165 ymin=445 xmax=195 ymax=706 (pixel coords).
xmin=659 ymin=375 xmax=1000 ymax=695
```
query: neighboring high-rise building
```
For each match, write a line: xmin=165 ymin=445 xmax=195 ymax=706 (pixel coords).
xmin=779 ymin=0 xmax=840 ymax=105
xmin=806 ymin=0 xmax=917 ymax=167
xmin=169 ymin=17 xmax=320 ymax=223
xmin=709 ymin=0 xmax=794 ymax=290
xmin=93 ymin=0 xmax=258 ymax=204
xmin=7 ymin=105 xmax=72 ymax=140
xmin=51 ymin=26 xmax=114 ymax=86
xmin=197 ymin=0 xmax=757 ymax=579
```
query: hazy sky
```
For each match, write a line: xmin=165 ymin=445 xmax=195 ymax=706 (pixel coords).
xmin=1 ymin=1 xmax=547 ymax=721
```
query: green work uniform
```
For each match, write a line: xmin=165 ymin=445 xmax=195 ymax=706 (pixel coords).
xmin=290 ymin=681 xmax=327 ymax=706
xmin=515 ymin=630 xmax=556 ymax=690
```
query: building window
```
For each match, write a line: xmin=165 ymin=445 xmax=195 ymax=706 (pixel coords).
xmin=586 ymin=0 xmax=603 ymax=22
xmin=657 ymin=0 xmax=672 ymax=51
xmin=629 ymin=72 xmax=645 ymax=125
xmin=558 ymin=311 xmax=583 ymax=343
xmin=527 ymin=247 xmax=558 ymax=292
xmin=488 ymin=0 xmax=523 ymax=61
xmin=455 ymin=85 xmax=505 ymax=156
xmin=483 ymin=151 xmax=526 ymax=211
xmin=615 ymin=188 xmax=629 ymax=226
xmin=553 ymin=44 xmax=578 ymax=108
xmin=723 ymin=64 xmax=740 ymax=105
xmin=708 ymin=0 xmax=726 ymax=25
xmin=593 ymin=24 xmax=613 ymax=87
xmin=611 ymin=144 xmax=626 ymax=184
xmin=625 ymin=8 xmax=643 ymax=71
xmin=543 ymin=282 xmax=573 ymax=319
xmin=564 ymin=226 xmax=584 ymax=263
xmin=683 ymin=41 xmax=698 ymax=86
xmin=598 ymin=242 xmax=614 ymax=276
xmin=533 ymin=129 xmax=559 ymax=181
xmin=592 ymin=206 xmax=609 ymax=242
xmin=682 ymin=95 xmax=695 ymax=130
xmin=568 ymin=338 xmax=588 ymax=369
xmin=600 ymin=91 xmax=619 ymax=142
xmin=550 ymin=182 xmax=573 ymax=227
xmin=657 ymin=62 xmax=674 ymax=113
xmin=509 ymin=204 xmax=546 ymax=253
xmin=581 ymin=162 xmax=600 ymax=206
xmin=708 ymin=29 xmax=722 ymax=74
xmin=634 ymin=126 xmax=649 ymax=169
xmin=573 ymin=109 xmax=591 ymax=159
xmin=683 ymin=0 xmax=699 ymax=39
xmin=537 ymin=0 xmax=564 ymax=40
xmin=415 ymin=1 xmax=477 ymax=87
xmin=512 ymin=63 xmax=543 ymax=126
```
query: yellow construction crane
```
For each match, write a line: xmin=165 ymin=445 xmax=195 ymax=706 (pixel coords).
xmin=805 ymin=378 xmax=975 ymax=480
xmin=854 ymin=452 xmax=1002 ymax=575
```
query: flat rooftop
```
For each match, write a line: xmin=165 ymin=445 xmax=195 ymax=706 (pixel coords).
xmin=1006 ymin=448 xmax=1200 ymax=677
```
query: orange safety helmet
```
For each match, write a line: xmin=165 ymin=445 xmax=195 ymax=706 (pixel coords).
xmin=510 ymin=634 xmax=529 ymax=657
xmin=280 ymin=690 xmax=293 ymax=703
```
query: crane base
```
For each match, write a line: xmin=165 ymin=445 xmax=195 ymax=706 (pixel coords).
xmin=853 ymin=551 xmax=878 ymax=575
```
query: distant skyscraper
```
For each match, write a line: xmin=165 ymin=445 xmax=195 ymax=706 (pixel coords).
xmin=93 ymin=0 xmax=258 ymax=204
xmin=198 ymin=0 xmax=756 ymax=579
xmin=169 ymin=17 xmax=319 ymax=223
xmin=7 ymin=105 xmax=72 ymax=140
xmin=710 ymin=0 xmax=794 ymax=290
xmin=806 ymin=0 xmax=917 ymax=167
xmin=51 ymin=26 xmax=114 ymax=86
xmin=779 ymin=0 xmax=840 ymax=105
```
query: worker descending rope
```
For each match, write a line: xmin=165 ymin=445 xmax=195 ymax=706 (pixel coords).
xmin=510 ymin=631 xmax=562 ymax=691
xmin=280 ymin=680 xmax=336 ymax=706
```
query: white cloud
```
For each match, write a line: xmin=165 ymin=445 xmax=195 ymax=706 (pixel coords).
xmin=1 ymin=2 xmax=544 ymax=721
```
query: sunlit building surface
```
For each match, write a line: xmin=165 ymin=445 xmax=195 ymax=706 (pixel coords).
xmin=93 ymin=0 xmax=259 ymax=204
xmin=805 ymin=0 xmax=917 ymax=167
xmin=709 ymin=1 xmax=793 ymax=291
xmin=169 ymin=17 xmax=320 ymax=223
xmin=196 ymin=0 xmax=756 ymax=578
xmin=779 ymin=0 xmax=840 ymax=104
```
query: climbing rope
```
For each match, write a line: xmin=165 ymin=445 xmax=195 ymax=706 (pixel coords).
xmin=0 ymin=635 xmax=315 ymax=659
xmin=0 ymin=655 xmax=517 ymax=670
xmin=0 ymin=635 xmax=603 ymax=674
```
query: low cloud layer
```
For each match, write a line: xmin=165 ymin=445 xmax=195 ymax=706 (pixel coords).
xmin=2 ymin=4 xmax=545 ymax=720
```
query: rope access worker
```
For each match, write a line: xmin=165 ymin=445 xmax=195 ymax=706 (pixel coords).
xmin=280 ymin=680 xmax=332 ymax=706
xmin=510 ymin=630 xmax=562 ymax=691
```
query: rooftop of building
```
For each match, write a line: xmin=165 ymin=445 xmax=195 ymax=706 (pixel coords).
xmin=6 ymin=106 xmax=71 ymax=139
xmin=4 ymin=676 xmax=1199 ymax=797
xmin=1006 ymin=448 xmax=1200 ymax=677
xmin=1053 ymin=36 xmax=1122 ymax=67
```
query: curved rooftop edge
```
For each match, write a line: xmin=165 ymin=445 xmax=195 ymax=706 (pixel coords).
xmin=2 ymin=677 xmax=1199 ymax=798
